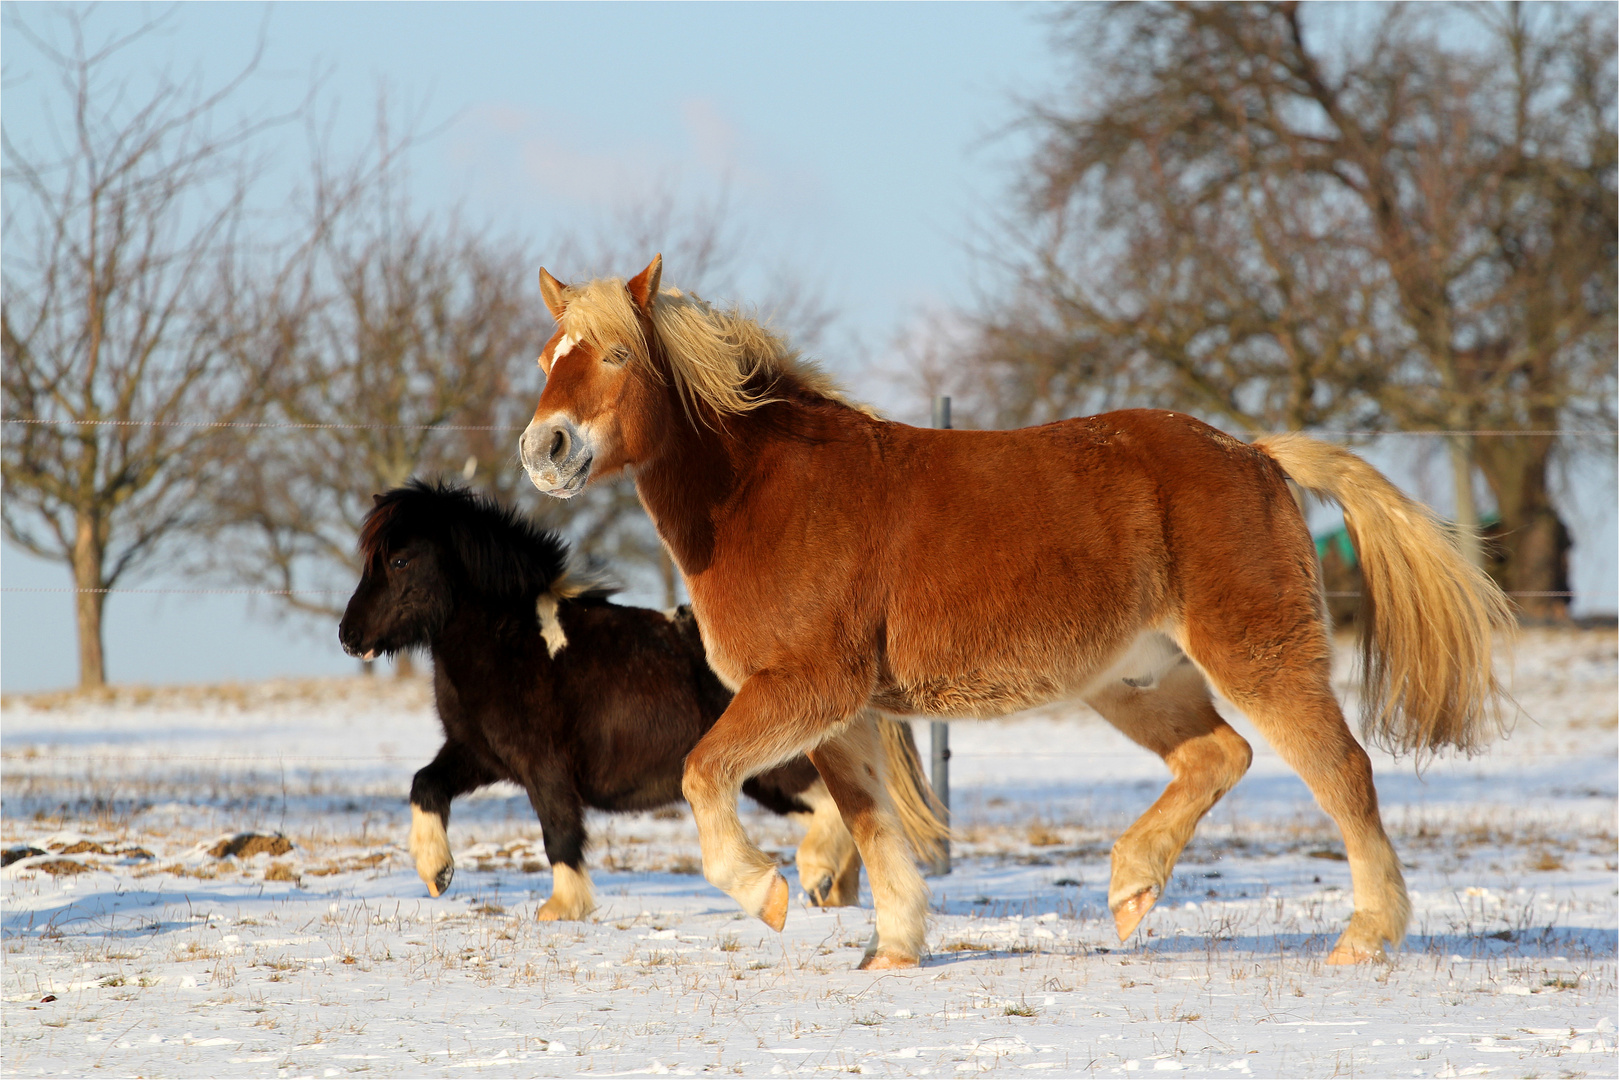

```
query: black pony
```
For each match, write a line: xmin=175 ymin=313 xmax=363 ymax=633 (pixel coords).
xmin=338 ymin=480 xmax=945 ymax=919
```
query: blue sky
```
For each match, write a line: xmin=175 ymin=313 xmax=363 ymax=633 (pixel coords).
xmin=3 ymin=3 xmax=1614 ymax=691
xmin=1 ymin=2 xmax=1064 ymax=689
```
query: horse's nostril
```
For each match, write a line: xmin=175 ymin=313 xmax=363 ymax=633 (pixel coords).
xmin=549 ymin=428 xmax=568 ymax=463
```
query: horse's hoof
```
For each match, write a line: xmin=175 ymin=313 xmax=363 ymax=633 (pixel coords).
xmin=536 ymin=903 xmax=562 ymax=922
xmin=858 ymin=950 xmax=918 ymax=971
xmin=426 ymin=866 xmax=453 ymax=897
xmin=760 ymin=872 xmax=789 ymax=932
xmin=806 ymin=874 xmax=834 ymax=907
xmin=1113 ymin=887 xmax=1159 ymax=941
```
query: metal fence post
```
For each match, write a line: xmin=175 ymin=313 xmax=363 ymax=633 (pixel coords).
xmin=929 ymin=395 xmax=952 ymax=876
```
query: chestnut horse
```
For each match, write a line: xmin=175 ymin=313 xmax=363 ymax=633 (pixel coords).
xmin=519 ymin=256 xmax=1514 ymax=969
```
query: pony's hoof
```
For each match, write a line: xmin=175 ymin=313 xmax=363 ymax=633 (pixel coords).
xmin=760 ymin=872 xmax=789 ymax=932
xmin=806 ymin=874 xmax=834 ymax=907
xmin=536 ymin=895 xmax=592 ymax=921
xmin=1326 ymin=941 xmax=1387 ymax=965
xmin=426 ymin=866 xmax=453 ymax=898
xmin=1113 ymin=887 xmax=1159 ymax=941
xmin=858 ymin=950 xmax=918 ymax=971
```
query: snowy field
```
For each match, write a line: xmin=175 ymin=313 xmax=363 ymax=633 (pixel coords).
xmin=3 ymin=628 xmax=1615 ymax=1078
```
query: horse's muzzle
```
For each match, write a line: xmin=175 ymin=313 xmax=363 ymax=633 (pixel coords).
xmin=521 ymin=417 xmax=592 ymax=498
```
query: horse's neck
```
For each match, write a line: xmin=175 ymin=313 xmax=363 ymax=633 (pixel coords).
xmin=633 ymin=408 xmax=761 ymax=575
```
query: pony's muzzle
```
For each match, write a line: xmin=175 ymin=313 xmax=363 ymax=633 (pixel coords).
xmin=521 ymin=417 xmax=592 ymax=498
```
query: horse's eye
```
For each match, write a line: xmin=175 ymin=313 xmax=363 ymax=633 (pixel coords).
xmin=606 ymin=344 xmax=630 ymax=365
xmin=390 ymin=557 xmax=409 ymax=571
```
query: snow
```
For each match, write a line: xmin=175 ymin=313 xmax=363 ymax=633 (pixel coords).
xmin=3 ymin=628 xmax=1615 ymax=1078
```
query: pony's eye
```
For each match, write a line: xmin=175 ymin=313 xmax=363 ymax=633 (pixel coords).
xmin=390 ymin=557 xmax=409 ymax=571
xmin=606 ymin=344 xmax=631 ymax=365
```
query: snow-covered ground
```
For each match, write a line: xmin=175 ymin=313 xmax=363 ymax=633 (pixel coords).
xmin=3 ymin=628 xmax=1615 ymax=1078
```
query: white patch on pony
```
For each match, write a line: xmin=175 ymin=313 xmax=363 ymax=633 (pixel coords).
xmin=550 ymin=333 xmax=578 ymax=367
xmin=536 ymin=593 xmax=567 ymax=657
xmin=408 ymin=805 xmax=453 ymax=897
xmin=537 ymin=862 xmax=596 ymax=921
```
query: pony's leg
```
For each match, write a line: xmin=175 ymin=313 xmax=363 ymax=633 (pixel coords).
xmin=1084 ymin=663 xmax=1253 ymax=941
xmin=787 ymin=776 xmax=863 ymax=907
xmin=409 ymin=741 xmax=497 ymax=897
xmin=1183 ymin=623 xmax=1408 ymax=963
xmin=682 ymin=672 xmax=853 ymax=931
xmin=807 ymin=715 xmax=930 ymax=969
xmin=526 ymin=776 xmax=594 ymax=921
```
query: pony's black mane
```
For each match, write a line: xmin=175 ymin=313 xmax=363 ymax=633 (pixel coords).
xmin=361 ymin=479 xmax=578 ymax=601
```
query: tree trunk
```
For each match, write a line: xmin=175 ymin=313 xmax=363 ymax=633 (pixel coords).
xmin=1447 ymin=434 xmax=1484 ymax=570
xmin=1473 ymin=435 xmax=1571 ymax=623
xmin=72 ymin=514 xmax=107 ymax=689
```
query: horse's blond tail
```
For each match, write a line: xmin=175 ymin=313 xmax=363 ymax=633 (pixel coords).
xmin=1253 ymin=433 xmax=1516 ymax=758
xmin=875 ymin=715 xmax=953 ymax=863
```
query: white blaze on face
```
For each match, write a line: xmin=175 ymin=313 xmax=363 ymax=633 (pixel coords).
xmin=536 ymin=593 xmax=568 ymax=657
xmin=549 ymin=333 xmax=578 ymax=369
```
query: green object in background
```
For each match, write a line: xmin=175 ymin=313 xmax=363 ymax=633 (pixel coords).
xmin=1315 ymin=513 xmax=1498 ymax=570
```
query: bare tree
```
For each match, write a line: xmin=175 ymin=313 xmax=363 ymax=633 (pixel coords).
xmin=1 ymin=8 xmax=282 ymax=687
xmin=952 ymin=2 xmax=1615 ymax=618
xmin=214 ymin=117 xmax=546 ymax=647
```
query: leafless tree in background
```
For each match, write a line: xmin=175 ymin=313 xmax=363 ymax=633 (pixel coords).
xmin=212 ymin=112 xmax=547 ymax=671
xmin=1 ymin=8 xmax=285 ymax=687
xmin=947 ymin=1 xmax=1615 ymax=618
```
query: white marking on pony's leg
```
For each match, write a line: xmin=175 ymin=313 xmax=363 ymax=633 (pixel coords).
xmin=791 ymin=777 xmax=860 ymax=907
xmin=409 ymin=804 xmax=454 ymax=897
xmin=535 ymin=594 xmax=567 ymax=657
xmin=537 ymin=862 xmax=595 ymax=921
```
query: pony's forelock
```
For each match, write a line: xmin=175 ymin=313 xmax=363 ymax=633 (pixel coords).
xmin=557 ymin=278 xmax=874 ymax=420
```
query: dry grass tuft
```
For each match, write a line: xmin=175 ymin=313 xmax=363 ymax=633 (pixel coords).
xmin=209 ymin=833 xmax=293 ymax=859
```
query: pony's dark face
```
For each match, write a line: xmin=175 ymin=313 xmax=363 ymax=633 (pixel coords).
xmin=338 ymin=534 xmax=452 ymax=660
xmin=520 ymin=257 xmax=663 ymax=499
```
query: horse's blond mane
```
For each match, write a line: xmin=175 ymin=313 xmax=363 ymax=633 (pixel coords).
xmin=556 ymin=278 xmax=873 ymax=419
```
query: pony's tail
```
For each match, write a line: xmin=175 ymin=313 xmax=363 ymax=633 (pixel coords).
xmin=1252 ymin=433 xmax=1516 ymax=758
xmin=875 ymin=715 xmax=953 ymax=863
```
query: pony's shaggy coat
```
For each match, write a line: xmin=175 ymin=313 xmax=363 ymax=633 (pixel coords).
xmin=338 ymin=480 xmax=947 ymax=917
xmin=521 ymin=256 xmax=1516 ymax=968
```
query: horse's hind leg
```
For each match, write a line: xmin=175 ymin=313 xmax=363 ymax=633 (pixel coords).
xmin=1184 ymin=621 xmax=1408 ymax=963
xmin=683 ymin=671 xmax=857 ymax=931
xmin=789 ymin=777 xmax=863 ymax=907
xmin=807 ymin=714 xmax=929 ymax=969
xmin=1085 ymin=662 xmax=1253 ymax=941
xmin=409 ymin=741 xmax=497 ymax=897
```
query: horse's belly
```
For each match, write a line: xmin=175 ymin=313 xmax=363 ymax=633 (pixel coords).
xmin=874 ymin=630 xmax=1186 ymax=719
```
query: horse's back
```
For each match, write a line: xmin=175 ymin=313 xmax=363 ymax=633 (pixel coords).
xmin=866 ymin=409 xmax=1315 ymax=716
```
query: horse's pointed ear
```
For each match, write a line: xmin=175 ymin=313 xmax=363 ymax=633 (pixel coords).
xmin=626 ymin=254 xmax=662 ymax=315
xmin=372 ymin=493 xmax=386 ymax=506
xmin=538 ymin=268 xmax=568 ymax=320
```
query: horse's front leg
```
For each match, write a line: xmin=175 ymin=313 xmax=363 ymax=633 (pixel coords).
xmin=409 ymin=741 xmax=497 ymax=897
xmin=682 ymin=672 xmax=856 ymax=931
